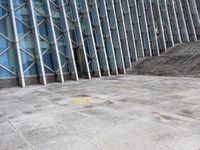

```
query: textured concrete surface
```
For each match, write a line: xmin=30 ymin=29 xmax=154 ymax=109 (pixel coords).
xmin=0 ymin=75 xmax=200 ymax=150
xmin=131 ymin=41 xmax=200 ymax=78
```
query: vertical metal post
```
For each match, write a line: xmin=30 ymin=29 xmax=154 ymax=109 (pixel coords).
xmin=105 ymin=0 xmax=126 ymax=74
xmin=166 ymin=0 xmax=182 ymax=43
xmin=120 ymin=0 xmax=138 ymax=62
xmin=76 ymin=0 xmax=101 ymax=77
xmin=97 ymin=0 xmax=118 ymax=75
xmin=174 ymin=0 xmax=190 ymax=42
xmin=181 ymin=0 xmax=197 ymax=41
xmin=196 ymin=0 xmax=200 ymax=17
xmin=152 ymin=0 xmax=167 ymax=53
xmin=128 ymin=0 xmax=144 ymax=58
xmin=73 ymin=0 xmax=91 ymax=79
xmin=59 ymin=0 xmax=79 ymax=80
xmin=144 ymin=0 xmax=160 ymax=56
xmin=87 ymin=0 xmax=110 ymax=76
xmin=188 ymin=0 xmax=200 ymax=39
xmin=113 ymin=0 xmax=132 ymax=68
xmin=9 ymin=0 xmax=25 ymax=87
xmin=159 ymin=0 xmax=175 ymax=47
xmin=45 ymin=0 xmax=64 ymax=83
xmin=136 ymin=0 xmax=152 ymax=57
xmin=28 ymin=0 xmax=47 ymax=85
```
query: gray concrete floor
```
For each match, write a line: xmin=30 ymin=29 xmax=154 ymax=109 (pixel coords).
xmin=0 ymin=75 xmax=200 ymax=150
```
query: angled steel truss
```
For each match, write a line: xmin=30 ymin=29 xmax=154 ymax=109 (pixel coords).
xmin=0 ymin=0 xmax=200 ymax=87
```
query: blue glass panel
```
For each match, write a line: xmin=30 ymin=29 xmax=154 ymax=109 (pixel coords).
xmin=19 ymin=34 xmax=35 ymax=55
xmin=0 ymin=0 xmax=8 ymax=10
xmin=38 ymin=22 xmax=49 ymax=40
xmin=0 ymin=67 xmax=12 ymax=77
xmin=15 ymin=6 xmax=31 ymax=26
xmin=43 ymin=51 xmax=55 ymax=73
xmin=0 ymin=6 xmax=6 ymax=17
xmin=0 ymin=48 xmax=17 ymax=77
xmin=13 ymin=0 xmax=26 ymax=8
xmin=57 ymin=36 xmax=66 ymax=54
xmin=16 ymin=19 xmax=29 ymax=37
xmin=21 ymin=51 xmax=37 ymax=76
xmin=0 ymin=35 xmax=11 ymax=52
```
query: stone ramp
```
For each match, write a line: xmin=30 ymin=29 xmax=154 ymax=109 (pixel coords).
xmin=130 ymin=41 xmax=200 ymax=78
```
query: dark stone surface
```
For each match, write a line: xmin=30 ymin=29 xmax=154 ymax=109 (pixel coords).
xmin=130 ymin=41 xmax=200 ymax=78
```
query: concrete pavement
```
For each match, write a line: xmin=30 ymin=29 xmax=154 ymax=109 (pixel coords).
xmin=0 ymin=75 xmax=200 ymax=150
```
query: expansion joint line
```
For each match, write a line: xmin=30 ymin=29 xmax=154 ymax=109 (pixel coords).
xmin=0 ymin=111 xmax=34 ymax=150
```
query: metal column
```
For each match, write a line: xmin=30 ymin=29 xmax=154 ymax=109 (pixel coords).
xmin=86 ymin=0 xmax=110 ymax=76
xmin=105 ymin=0 xmax=126 ymax=74
xmin=128 ymin=0 xmax=144 ymax=58
xmin=152 ymin=0 xmax=167 ymax=53
xmin=120 ymin=0 xmax=138 ymax=62
xmin=144 ymin=0 xmax=160 ymax=56
xmin=188 ymin=0 xmax=200 ymax=39
xmin=59 ymin=0 xmax=79 ymax=80
xmin=174 ymin=0 xmax=190 ymax=42
xmin=63 ymin=0 xmax=91 ymax=79
xmin=97 ymin=0 xmax=118 ymax=75
xmin=181 ymin=0 xmax=197 ymax=41
xmin=44 ymin=0 xmax=65 ymax=83
xmin=159 ymin=0 xmax=175 ymax=47
xmin=136 ymin=0 xmax=152 ymax=57
xmin=28 ymin=0 xmax=47 ymax=85
xmin=166 ymin=0 xmax=182 ymax=43
xmin=113 ymin=0 xmax=132 ymax=68
xmin=76 ymin=0 xmax=101 ymax=77
xmin=9 ymin=1 xmax=25 ymax=87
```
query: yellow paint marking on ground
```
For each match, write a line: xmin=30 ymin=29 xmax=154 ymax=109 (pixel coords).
xmin=71 ymin=97 xmax=91 ymax=103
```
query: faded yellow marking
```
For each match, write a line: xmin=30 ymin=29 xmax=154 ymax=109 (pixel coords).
xmin=71 ymin=97 xmax=91 ymax=103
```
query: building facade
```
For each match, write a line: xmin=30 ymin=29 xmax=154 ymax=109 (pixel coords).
xmin=0 ymin=0 xmax=200 ymax=88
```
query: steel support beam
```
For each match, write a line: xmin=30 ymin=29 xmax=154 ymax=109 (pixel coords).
xmin=188 ymin=0 xmax=200 ymax=39
xmin=159 ymin=0 xmax=175 ymax=47
xmin=87 ymin=0 xmax=110 ymax=76
xmin=174 ymin=0 xmax=190 ymax=42
xmin=105 ymin=0 xmax=126 ymax=74
xmin=97 ymin=0 xmax=118 ymax=75
xmin=28 ymin=0 xmax=47 ymax=85
xmin=59 ymin=0 xmax=79 ymax=80
xmin=44 ymin=0 xmax=65 ymax=83
xmin=120 ymin=0 xmax=138 ymax=62
xmin=76 ymin=0 xmax=101 ymax=78
xmin=144 ymin=0 xmax=160 ymax=56
xmin=9 ymin=0 xmax=25 ymax=87
xmin=152 ymin=0 xmax=167 ymax=53
xmin=128 ymin=0 xmax=144 ymax=58
xmin=166 ymin=0 xmax=182 ymax=43
xmin=113 ymin=0 xmax=132 ymax=67
xmin=181 ymin=0 xmax=197 ymax=41
xmin=136 ymin=0 xmax=152 ymax=57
